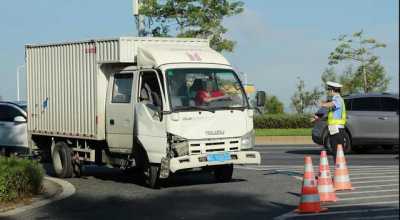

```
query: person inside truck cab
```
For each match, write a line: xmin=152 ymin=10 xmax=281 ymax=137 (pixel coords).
xmin=195 ymin=80 xmax=225 ymax=106
xmin=169 ymin=73 xmax=189 ymax=106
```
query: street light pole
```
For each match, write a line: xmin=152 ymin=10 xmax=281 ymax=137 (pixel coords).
xmin=16 ymin=65 xmax=24 ymax=101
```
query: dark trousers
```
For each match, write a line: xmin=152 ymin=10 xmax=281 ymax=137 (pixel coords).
xmin=329 ymin=128 xmax=345 ymax=163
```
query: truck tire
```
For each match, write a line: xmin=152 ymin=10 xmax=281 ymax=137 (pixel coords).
xmin=144 ymin=162 xmax=161 ymax=189
xmin=52 ymin=141 xmax=73 ymax=178
xmin=214 ymin=164 xmax=233 ymax=182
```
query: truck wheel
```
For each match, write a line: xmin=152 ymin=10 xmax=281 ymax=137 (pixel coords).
xmin=144 ymin=163 xmax=161 ymax=189
xmin=214 ymin=164 xmax=233 ymax=182
xmin=52 ymin=141 xmax=73 ymax=178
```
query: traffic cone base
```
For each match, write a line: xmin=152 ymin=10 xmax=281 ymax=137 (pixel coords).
xmin=335 ymin=182 xmax=354 ymax=191
xmin=295 ymin=206 xmax=328 ymax=213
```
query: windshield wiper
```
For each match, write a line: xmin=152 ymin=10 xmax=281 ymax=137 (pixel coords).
xmin=209 ymin=106 xmax=247 ymax=111
xmin=174 ymin=106 xmax=215 ymax=113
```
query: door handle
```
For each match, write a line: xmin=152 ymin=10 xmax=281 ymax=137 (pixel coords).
xmin=110 ymin=119 xmax=115 ymax=125
xmin=378 ymin=117 xmax=388 ymax=120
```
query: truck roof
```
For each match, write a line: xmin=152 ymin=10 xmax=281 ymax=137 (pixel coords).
xmin=26 ymin=37 xmax=231 ymax=67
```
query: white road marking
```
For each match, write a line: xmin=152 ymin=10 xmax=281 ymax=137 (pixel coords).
xmin=350 ymin=172 xmax=399 ymax=176
xmin=337 ymin=195 xmax=398 ymax=201
xmin=350 ymin=175 xmax=398 ymax=180
xmin=274 ymin=207 xmax=399 ymax=220
xmin=355 ymin=184 xmax=399 ymax=189
xmin=352 ymin=179 xmax=398 ymax=184
xmin=336 ymin=189 xmax=399 ymax=195
xmin=325 ymin=201 xmax=399 ymax=208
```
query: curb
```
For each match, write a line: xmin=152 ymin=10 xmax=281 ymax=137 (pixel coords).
xmin=0 ymin=177 xmax=76 ymax=217
xmin=256 ymin=136 xmax=314 ymax=145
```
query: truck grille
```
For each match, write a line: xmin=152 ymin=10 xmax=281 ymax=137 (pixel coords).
xmin=188 ymin=138 xmax=241 ymax=155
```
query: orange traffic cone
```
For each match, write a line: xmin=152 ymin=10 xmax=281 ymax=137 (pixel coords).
xmin=295 ymin=156 xmax=327 ymax=213
xmin=318 ymin=151 xmax=337 ymax=202
xmin=334 ymin=145 xmax=353 ymax=191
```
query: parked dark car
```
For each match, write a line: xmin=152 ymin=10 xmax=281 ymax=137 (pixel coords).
xmin=312 ymin=93 xmax=399 ymax=153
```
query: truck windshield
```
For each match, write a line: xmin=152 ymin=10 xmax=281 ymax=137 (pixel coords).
xmin=166 ymin=68 xmax=248 ymax=111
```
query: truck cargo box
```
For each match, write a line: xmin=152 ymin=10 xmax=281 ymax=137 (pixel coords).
xmin=26 ymin=37 xmax=210 ymax=140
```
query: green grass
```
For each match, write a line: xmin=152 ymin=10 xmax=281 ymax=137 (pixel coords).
xmin=255 ymin=128 xmax=312 ymax=136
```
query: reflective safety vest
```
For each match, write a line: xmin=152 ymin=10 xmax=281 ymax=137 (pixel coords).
xmin=327 ymin=96 xmax=346 ymax=126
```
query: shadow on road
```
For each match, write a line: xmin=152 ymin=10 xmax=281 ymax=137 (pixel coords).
xmin=5 ymin=189 xmax=295 ymax=220
xmin=42 ymin=163 xmax=247 ymax=188
xmin=285 ymin=149 xmax=321 ymax=155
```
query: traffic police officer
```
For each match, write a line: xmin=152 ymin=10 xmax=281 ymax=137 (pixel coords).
xmin=320 ymin=81 xmax=347 ymax=162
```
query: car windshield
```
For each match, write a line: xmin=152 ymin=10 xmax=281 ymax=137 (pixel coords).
xmin=166 ymin=68 xmax=248 ymax=111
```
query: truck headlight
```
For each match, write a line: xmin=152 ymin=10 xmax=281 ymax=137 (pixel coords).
xmin=241 ymin=130 xmax=255 ymax=149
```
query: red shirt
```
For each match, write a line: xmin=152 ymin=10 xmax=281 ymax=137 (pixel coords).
xmin=195 ymin=90 xmax=224 ymax=105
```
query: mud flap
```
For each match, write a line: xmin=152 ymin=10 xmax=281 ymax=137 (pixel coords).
xmin=160 ymin=157 xmax=170 ymax=179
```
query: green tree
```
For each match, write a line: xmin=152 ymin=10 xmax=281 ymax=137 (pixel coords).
xmin=291 ymin=77 xmax=323 ymax=114
xmin=139 ymin=0 xmax=244 ymax=52
xmin=321 ymin=66 xmax=356 ymax=95
xmin=264 ymin=95 xmax=284 ymax=114
xmin=328 ymin=30 xmax=389 ymax=93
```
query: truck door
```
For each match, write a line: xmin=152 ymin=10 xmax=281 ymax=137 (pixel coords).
xmin=135 ymin=70 xmax=167 ymax=164
xmin=106 ymin=73 xmax=134 ymax=151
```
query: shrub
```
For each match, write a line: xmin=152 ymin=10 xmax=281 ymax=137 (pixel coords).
xmin=0 ymin=156 xmax=44 ymax=202
xmin=254 ymin=114 xmax=313 ymax=129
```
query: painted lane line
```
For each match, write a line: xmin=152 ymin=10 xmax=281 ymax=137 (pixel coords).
xmin=253 ymin=165 xmax=398 ymax=167
xmin=350 ymin=172 xmax=399 ymax=176
xmin=355 ymin=184 xmax=399 ymax=189
xmin=335 ymin=194 xmax=399 ymax=201
xmin=352 ymin=179 xmax=398 ymax=184
xmin=350 ymin=175 xmax=399 ymax=180
xmin=325 ymin=200 xmax=400 ymax=208
xmin=336 ymin=189 xmax=399 ymax=195
xmin=244 ymin=165 xmax=398 ymax=169
xmin=274 ymin=207 xmax=399 ymax=220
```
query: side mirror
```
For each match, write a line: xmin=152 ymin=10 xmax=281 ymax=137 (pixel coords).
xmin=256 ymin=91 xmax=266 ymax=107
xmin=14 ymin=116 xmax=26 ymax=123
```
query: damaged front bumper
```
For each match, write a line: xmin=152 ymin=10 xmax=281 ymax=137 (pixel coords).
xmin=168 ymin=151 xmax=261 ymax=173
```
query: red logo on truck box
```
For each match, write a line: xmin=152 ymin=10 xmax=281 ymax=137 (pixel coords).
xmin=85 ymin=47 xmax=97 ymax=54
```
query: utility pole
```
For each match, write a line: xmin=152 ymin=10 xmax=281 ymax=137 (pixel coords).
xmin=133 ymin=0 xmax=146 ymax=37
xmin=16 ymin=65 xmax=24 ymax=101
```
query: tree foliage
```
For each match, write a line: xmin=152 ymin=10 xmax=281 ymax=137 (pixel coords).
xmin=264 ymin=95 xmax=284 ymax=114
xmin=291 ymin=77 xmax=323 ymax=114
xmin=321 ymin=64 xmax=390 ymax=95
xmin=139 ymin=0 xmax=244 ymax=52
xmin=328 ymin=30 xmax=389 ymax=93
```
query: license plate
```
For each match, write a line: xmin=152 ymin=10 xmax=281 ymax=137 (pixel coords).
xmin=207 ymin=152 xmax=230 ymax=162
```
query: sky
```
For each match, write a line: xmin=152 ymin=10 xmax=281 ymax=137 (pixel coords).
xmin=0 ymin=0 xmax=398 ymax=111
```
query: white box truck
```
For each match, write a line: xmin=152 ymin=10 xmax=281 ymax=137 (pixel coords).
xmin=26 ymin=37 xmax=264 ymax=188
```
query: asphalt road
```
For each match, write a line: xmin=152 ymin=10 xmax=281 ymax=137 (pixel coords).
xmin=5 ymin=144 xmax=399 ymax=220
